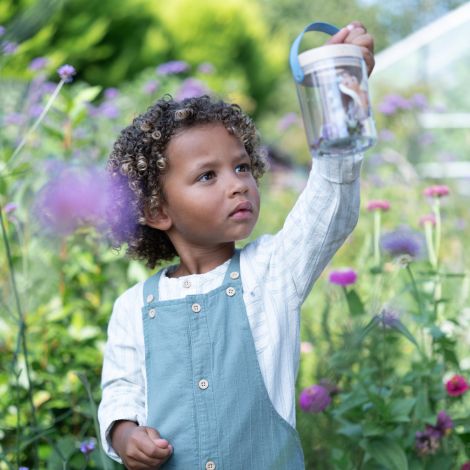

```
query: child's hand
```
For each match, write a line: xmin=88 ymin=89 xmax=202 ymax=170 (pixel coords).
xmin=326 ymin=21 xmax=375 ymax=76
xmin=111 ymin=421 xmax=173 ymax=469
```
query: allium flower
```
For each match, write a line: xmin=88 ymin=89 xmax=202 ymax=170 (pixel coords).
xmin=299 ymin=385 xmax=331 ymax=413
xmin=143 ymin=80 xmax=159 ymax=94
xmin=2 ymin=41 xmax=18 ymax=54
xmin=29 ymin=57 xmax=49 ymax=71
xmin=415 ymin=427 xmax=440 ymax=456
xmin=197 ymin=62 xmax=215 ymax=74
xmin=445 ymin=375 xmax=469 ymax=397
xmin=57 ymin=64 xmax=76 ymax=83
xmin=328 ymin=268 xmax=357 ymax=286
xmin=380 ymin=228 xmax=424 ymax=258
xmin=423 ymin=185 xmax=450 ymax=198
xmin=79 ymin=438 xmax=96 ymax=455
xmin=156 ymin=60 xmax=189 ymax=75
xmin=277 ymin=112 xmax=298 ymax=131
xmin=366 ymin=200 xmax=390 ymax=212
xmin=435 ymin=411 xmax=453 ymax=436
xmin=175 ymin=78 xmax=208 ymax=100
xmin=419 ymin=214 xmax=436 ymax=226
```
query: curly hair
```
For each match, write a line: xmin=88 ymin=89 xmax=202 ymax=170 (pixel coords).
xmin=106 ymin=94 xmax=266 ymax=269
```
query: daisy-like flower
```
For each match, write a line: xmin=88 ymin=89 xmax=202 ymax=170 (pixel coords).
xmin=445 ymin=375 xmax=469 ymax=397
xmin=328 ymin=268 xmax=357 ymax=286
xmin=423 ymin=185 xmax=449 ymax=198
xmin=299 ymin=385 xmax=331 ymax=413
xmin=366 ymin=200 xmax=390 ymax=212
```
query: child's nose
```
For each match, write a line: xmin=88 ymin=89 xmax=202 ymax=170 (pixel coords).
xmin=228 ymin=174 xmax=248 ymax=196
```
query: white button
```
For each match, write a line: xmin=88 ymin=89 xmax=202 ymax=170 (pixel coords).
xmin=192 ymin=303 xmax=201 ymax=313
xmin=226 ymin=287 xmax=236 ymax=297
xmin=146 ymin=294 xmax=154 ymax=303
xmin=206 ymin=461 xmax=216 ymax=470
xmin=183 ymin=280 xmax=191 ymax=288
xmin=198 ymin=379 xmax=209 ymax=390
xmin=230 ymin=271 xmax=239 ymax=279
xmin=149 ymin=308 xmax=156 ymax=318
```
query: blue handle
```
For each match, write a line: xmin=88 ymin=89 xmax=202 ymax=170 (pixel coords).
xmin=289 ymin=22 xmax=340 ymax=83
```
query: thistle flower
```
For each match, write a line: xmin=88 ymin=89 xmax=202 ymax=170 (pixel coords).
xmin=419 ymin=214 xmax=436 ymax=226
xmin=299 ymin=385 xmax=331 ymax=413
xmin=445 ymin=375 xmax=469 ymax=397
xmin=79 ymin=438 xmax=96 ymax=455
xmin=57 ymin=64 xmax=76 ymax=83
xmin=328 ymin=268 xmax=357 ymax=286
xmin=423 ymin=185 xmax=450 ymax=198
xmin=156 ymin=60 xmax=189 ymax=75
xmin=366 ymin=200 xmax=390 ymax=212
xmin=380 ymin=228 xmax=424 ymax=258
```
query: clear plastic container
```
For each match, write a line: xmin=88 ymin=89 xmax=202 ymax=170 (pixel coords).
xmin=295 ymin=44 xmax=376 ymax=155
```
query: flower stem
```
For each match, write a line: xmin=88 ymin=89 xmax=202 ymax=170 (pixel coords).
xmin=9 ymin=79 xmax=65 ymax=164
xmin=373 ymin=210 xmax=381 ymax=267
xmin=433 ymin=198 xmax=442 ymax=265
xmin=424 ymin=222 xmax=437 ymax=269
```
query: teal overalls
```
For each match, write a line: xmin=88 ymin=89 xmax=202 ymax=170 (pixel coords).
xmin=141 ymin=251 xmax=305 ymax=469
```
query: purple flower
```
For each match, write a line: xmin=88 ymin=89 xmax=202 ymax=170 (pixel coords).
xmin=378 ymin=128 xmax=395 ymax=142
xmin=4 ymin=202 xmax=17 ymax=214
xmin=378 ymin=308 xmax=400 ymax=328
xmin=35 ymin=166 xmax=112 ymax=235
xmin=328 ymin=268 xmax=357 ymax=286
xmin=79 ymin=438 xmax=96 ymax=455
xmin=435 ymin=411 xmax=453 ymax=436
xmin=197 ymin=62 xmax=215 ymax=74
xmin=175 ymin=78 xmax=208 ymax=100
xmin=99 ymin=102 xmax=120 ymax=119
xmin=104 ymin=87 xmax=119 ymax=100
xmin=2 ymin=41 xmax=18 ymax=55
xmin=156 ymin=60 xmax=189 ymax=75
xmin=29 ymin=104 xmax=44 ymax=118
xmin=4 ymin=113 xmax=25 ymax=126
xmin=29 ymin=57 xmax=49 ymax=71
xmin=380 ymin=228 xmax=424 ymax=258
xmin=42 ymin=81 xmax=57 ymax=94
xmin=377 ymin=94 xmax=412 ymax=116
xmin=299 ymin=385 xmax=331 ymax=413
xmin=0 ymin=26 xmax=5 ymax=37
xmin=57 ymin=64 xmax=76 ymax=83
xmin=143 ymin=80 xmax=159 ymax=94
xmin=277 ymin=112 xmax=299 ymax=131
xmin=411 ymin=93 xmax=428 ymax=110
xmin=415 ymin=427 xmax=440 ymax=456
xmin=18 ymin=467 xmax=29 ymax=470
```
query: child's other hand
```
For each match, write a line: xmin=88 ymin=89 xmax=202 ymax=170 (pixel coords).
xmin=112 ymin=421 xmax=173 ymax=469
xmin=326 ymin=21 xmax=375 ymax=77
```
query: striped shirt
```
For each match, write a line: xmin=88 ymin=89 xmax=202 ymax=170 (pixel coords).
xmin=98 ymin=153 xmax=363 ymax=461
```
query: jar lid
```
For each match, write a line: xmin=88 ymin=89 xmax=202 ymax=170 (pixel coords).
xmin=299 ymin=44 xmax=363 ymax=70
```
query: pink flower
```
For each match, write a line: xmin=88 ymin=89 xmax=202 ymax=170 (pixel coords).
xmin=299 ymin=385 xmax=331 ymax=413
xmin=328 ymin=268 xmax=357 ymax=286
xmin=419 ymin=214 xmax=436 ymax=226
xmin=366 ymin=200 xmax=390 ymax=212
xmin=445 ymin=375 xmax=469 ymax=397
xmin=300 ymin=342 xmax=313 ymax=354
xmin=461 ymin=462 xmax=470 ymax=470
xmin=423 ymin=185 xmax=449 ymax=198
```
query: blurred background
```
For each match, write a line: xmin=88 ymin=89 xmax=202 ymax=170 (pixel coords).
xmin=1 ymin=0 xmax=470 ymax=468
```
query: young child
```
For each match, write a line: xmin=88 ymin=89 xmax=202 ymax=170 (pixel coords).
xmin=98 ymin=22 xmax=374 ymax=470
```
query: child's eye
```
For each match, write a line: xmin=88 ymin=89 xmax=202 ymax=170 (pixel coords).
xmin=235 ymin=163 xmax=251 ymax=173
xmin=197 ymin=171 xmax=215 ymax=182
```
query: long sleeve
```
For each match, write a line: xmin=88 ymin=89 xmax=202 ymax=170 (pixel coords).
xmin=98 ymin=286 xmax=146 ymax=462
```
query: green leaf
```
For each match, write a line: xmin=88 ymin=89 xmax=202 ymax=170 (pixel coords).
xmin=337 ymin=422 xmax=363 ymax=438
xmin=389 ymin=397 xmax=416 ymax=417
xmin=346 ymin=288 xmax=365 ymax=316
xmin=359 ymin=316 xmax=379 ymax=342
xmin=391 ymin=319 xmax=419 ymax=348
xmin=364 ymin=437 xmax=408 ymax=470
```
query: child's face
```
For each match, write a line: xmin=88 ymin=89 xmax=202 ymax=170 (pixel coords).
xmin=154 ymin=123 xmax=260 ymax=251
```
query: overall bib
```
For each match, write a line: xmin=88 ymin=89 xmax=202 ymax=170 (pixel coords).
xmin=141 ymin=251 xmax=305 ymax=469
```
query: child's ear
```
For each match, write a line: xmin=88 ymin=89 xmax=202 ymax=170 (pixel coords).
xmin=144 ymin=205 xmax=172 ymax=231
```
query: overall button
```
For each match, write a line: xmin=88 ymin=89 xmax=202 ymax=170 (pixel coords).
xmin=230 ymin=271 xmax=239 ymax=279
xmin=146 ymin=294 xmax=154 ymax=303
xmin=198 ymin=379 xmax=209 ymax=390
xmin=206 ymin=461 xmax=216 ymax=470
xmin=183 ymin=280 xmax=191 ymax=288
xmin=148 ymin=308 xmax=156 ymax=318
xmin=191 ymin=303 xmax=201 ymax=313
xmin=226 ymin=287 xmax=236 ymax=297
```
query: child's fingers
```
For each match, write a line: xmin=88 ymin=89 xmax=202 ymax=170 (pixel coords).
xmin=326 ymin=25 xmax=352 ymax=45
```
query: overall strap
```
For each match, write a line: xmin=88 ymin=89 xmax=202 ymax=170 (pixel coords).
xmin=142 ymin=270 xmax=163 ymax=305
xmin=222 ymin=249 xmax=241 ymax=284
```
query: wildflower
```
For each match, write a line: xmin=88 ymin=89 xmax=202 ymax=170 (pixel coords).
xmin=328 ymin=268 xmax=357 ymax=286
xmin=445 ymin=375 xmax=469 ymax=397
xmin=377 ymin=94 xmax=411 ymax=115
xmin=175 ymin=78 xmax=208 ymax=101
xmin=277 ymin=112 xmax=298 ymax=131
xmin=0 ymin=26 xmax=5 ymax=36
xmin=378 ymin=308 xmax=400 ymax=328
xmin=18 ymin=467 xmax=29 ymax=470
xmin=461 ymin=462 xmax=470 ymax=470
xmin=300 ymin=341 xmax=313 ymax=354
xmin=143 ymin=80 xmax=159 ymax=94
xmin=29 ymin=57 xmax=49 ymax=71
xmin=79 ymin=438 xmax=96 ymax=455
xmin=434 ymin=411 xmax=453 ymax=436
xmin=411 ymin=93 xmax=428 ymax=110
xmin=2 ymin=41 xmax=18 ymax=55
xmin=366 ymin=200 xmax=390 ymax=212
xmin=4 ymin=113 xmax=24 ymax=126
xmin=423 ymin=185 xmax=450 ymax=198
xmin=57 ymin=64 xmax=76 ymax=83
xmin=29 ymin=104 xmax=45 ymax=118
xmin=3 ymin=202 xmax=17 ymax=214
xmin=98 ymin=102 xmax=120 ymax=119
xmin=380 ymin=228 xmax=424 ymax=258
xmin=419 ymin=214 xmax=436 ymax=226
xmin=378 ymin=129 xmax=394 ymax=141
xmin=197 ymin=62 xmax=215 ymax=74
xmin=299 ymin=385 xmax=331 ymax=413
xmin=156 ymin=60 xmax=189 ymax=75
xmin=394 ymin=254 xmax=413 ymax=268
xmin=415 ymin=427 xmax=440 ymax=456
